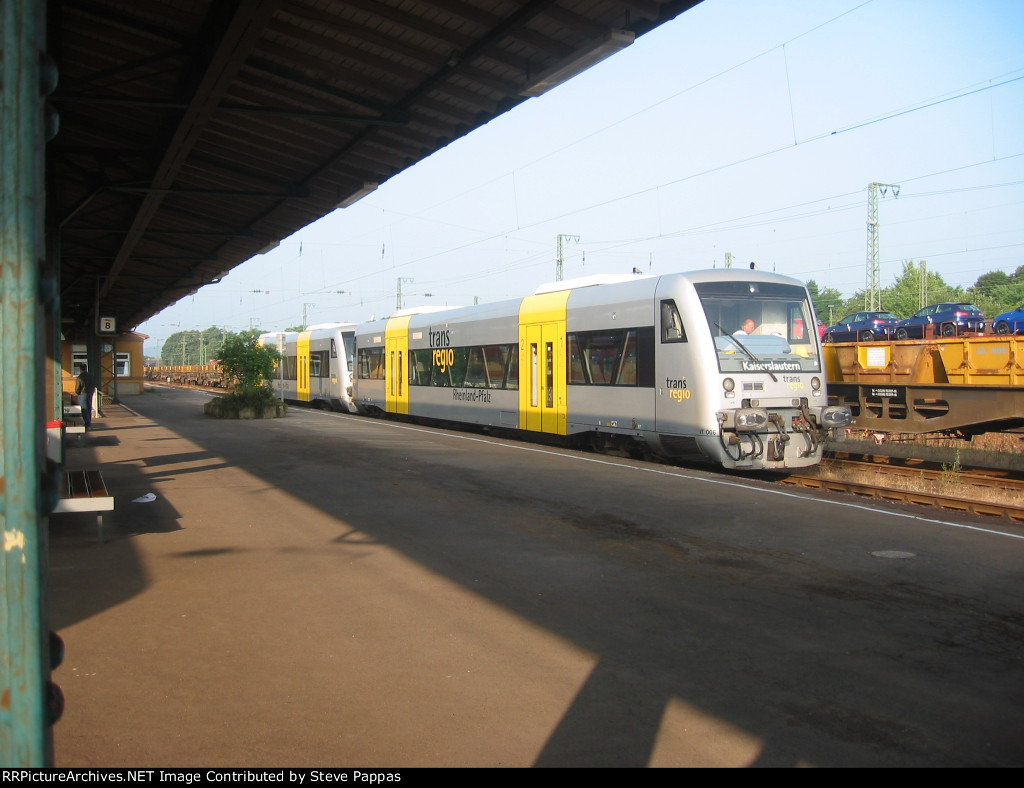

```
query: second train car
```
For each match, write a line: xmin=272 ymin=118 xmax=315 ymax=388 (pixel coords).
xmin=351 ymin=270 xmax=851 ymax=470
xmin=259 ymin=323 xmax=357 ymax=412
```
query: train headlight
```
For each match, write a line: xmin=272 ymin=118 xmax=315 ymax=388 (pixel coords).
xmin=820 ymin=406 xmax=852 ymax=428
xmin=722 ymin=377 xmax=735 ymax=392
xmin=734 ymin=408 xmax=769 ymax=431
xmin=811 ymin=377 xmax=821 ymax=391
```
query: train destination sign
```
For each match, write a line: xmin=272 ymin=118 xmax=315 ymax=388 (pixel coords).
xmin=741 ymin=360 xmax=803 ymax=372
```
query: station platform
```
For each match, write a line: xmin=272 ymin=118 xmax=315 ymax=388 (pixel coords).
xmin=50 ymin=391 xmax=664 ymax=767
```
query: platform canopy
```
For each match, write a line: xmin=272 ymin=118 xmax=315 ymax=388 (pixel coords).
xmin=48 ymin=0 xmax=701 ymax=333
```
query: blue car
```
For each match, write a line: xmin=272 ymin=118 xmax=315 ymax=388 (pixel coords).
xmin=822 ymin=311 xmax=899 ymax=342
xmin=893 ymin=303 xmax=985 ymax=340
xmin=992 ymin=304 xmax=1024 ymax=335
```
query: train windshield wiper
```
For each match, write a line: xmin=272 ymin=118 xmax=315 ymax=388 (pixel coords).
xmin=714 ymin=322 xmax=778 ymax=382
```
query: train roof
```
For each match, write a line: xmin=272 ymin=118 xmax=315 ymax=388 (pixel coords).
xmin=533 ymin=274 xmax=651 ymax=294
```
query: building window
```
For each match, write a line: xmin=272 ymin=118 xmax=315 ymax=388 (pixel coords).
xmin=72 ymin=346 xmax=88 ymax=375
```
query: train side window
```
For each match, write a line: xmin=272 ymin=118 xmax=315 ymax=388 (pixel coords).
xmin=615 ymin=330 xmax=638 ymax=385
xmin=483 ymin=346 xmax=506 ymax=387
xmin=568 ymin=335 xmax=586 ymax=384
xmin=505 ymin=344 xmax=518 ymax=390
xmin=638 ymin=326 xmax=655 ymax=387
xmin=661 ymin=300 xmax=686 ymax=343
xmin=464 ymin=347 xmax=487 ymax=387
xmin=411 ymin=349 xmax=431 ymax=385
xmin=567 ymin=327 xmax=653 ymax=387
xmin=357 ymin=348 xmax=384 ymax=379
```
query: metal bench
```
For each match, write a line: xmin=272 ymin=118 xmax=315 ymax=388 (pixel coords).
xmin=52 ymin=469 xmax=113 ymax=543
xmin=63 ymin=405 xmax=86 ymax=435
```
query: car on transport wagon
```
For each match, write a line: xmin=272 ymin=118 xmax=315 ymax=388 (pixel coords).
xmin=822 ymin=311 xmax=899 ymax=342
xmin=893 ymin=303 xmax=985 ymax=340
xmin=991 ymin=304 xmax=1024 ymax=335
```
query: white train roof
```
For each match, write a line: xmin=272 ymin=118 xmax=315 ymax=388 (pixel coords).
xmin=533 ymin=273 xmax=651 ymax=294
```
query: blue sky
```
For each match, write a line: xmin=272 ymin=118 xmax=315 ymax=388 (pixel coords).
xmin=140 ymin=0 xmax=1024 ymax=355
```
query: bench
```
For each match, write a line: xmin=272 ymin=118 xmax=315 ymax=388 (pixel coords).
xmin=52 ymin=469 xmax=113 ymax=544
xmin=63 ymin=405 xmax=86 ymax=435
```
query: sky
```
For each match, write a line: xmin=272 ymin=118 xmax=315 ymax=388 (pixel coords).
xmin=138 ymin=0 xmax=1024 ymax=356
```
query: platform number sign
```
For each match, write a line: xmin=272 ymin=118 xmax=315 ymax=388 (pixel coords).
xmin=98 ymin=316 xmax=116 ymax=334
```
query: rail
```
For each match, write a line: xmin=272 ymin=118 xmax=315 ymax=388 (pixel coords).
xmin=781 ymin=453 xmax=1024 ymax=523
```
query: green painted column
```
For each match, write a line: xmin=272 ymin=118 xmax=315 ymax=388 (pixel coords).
xmin=1 ymin=0 xmax=49 ymax=767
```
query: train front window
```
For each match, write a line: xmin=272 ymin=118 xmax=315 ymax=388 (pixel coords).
xmin=695 ymin=281 xmax=821 ymax=373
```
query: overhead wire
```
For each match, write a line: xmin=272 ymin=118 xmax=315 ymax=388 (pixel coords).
xmin=234 ymin=1 xmax=1024 ymax=323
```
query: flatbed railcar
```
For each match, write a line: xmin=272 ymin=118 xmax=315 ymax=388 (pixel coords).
xmin=258 ymin=323 xmax=357 ymax=412
xmin=352 ymin=270 xmax=851 ymax=471
xmin=146 ymin=364 xmax=227 ymax=387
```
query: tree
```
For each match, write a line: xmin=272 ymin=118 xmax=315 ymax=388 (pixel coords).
xmin=882 ymin=261 xmax=962 ymax=318
xmin=806 ymin=279 xmax=846 ymax=324
xmin=217 ymin=329 xmax=278 ymax=392
xmin=161 ymin=327 xmax=236 ymax=364
xmin=200 ymin=327 xmax=230 ymax=362
xmin=162 ymin=330 xmax=203 ymax=365
xmin=204 ymin=330 xmax=282 ymax=418
xmin=968 ymin=270 xmax=1024 ymax=316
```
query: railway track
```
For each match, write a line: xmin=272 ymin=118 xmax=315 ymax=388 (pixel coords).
xmin=781 ymin=452 xmax=1024 ymax=524
xmin=151 ymin=379 xmax=1023 ymax=523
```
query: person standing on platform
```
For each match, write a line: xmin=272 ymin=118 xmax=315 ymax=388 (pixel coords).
xmin=75 ymin=368 xmax=96 ymax=430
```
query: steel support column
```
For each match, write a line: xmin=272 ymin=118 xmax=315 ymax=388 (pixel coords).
xmin=1 ymin=0 xmax=49 ymax=766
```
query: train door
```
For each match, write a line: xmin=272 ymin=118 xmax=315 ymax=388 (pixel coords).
xmin=519 ymin=291 xmax=569 ymax=435
xmin=297 ymin=331 xmax=311 ymax=402
xmin=654 ymin=294 xmax=694 ymax=434
xmin=385 ymin=315 xmax=411 ymax=415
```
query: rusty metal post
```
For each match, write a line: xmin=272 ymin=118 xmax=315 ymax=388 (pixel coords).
xmin=1 ymin=0 xmax=49 ymax=766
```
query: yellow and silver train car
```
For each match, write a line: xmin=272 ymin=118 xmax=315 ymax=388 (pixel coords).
xmin=352 ymin=271 xmax=851 ymax=470
xmin=259 ymin=323 xmax=357 ymax=412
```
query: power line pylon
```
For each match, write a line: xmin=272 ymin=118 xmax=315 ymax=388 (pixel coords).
xmin=865 ymin=182 xmax=900 ymax=310
xmin=556 ymin=234 xmax=579 ymax=281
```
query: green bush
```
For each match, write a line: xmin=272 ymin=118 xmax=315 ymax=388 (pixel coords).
xmin=218 ymin=329 xmax=279 ymax=392
xmin=204 ymin=387 xmax=286 ymax=419
xmin=205 ymin=329 xmax=284 ymax=419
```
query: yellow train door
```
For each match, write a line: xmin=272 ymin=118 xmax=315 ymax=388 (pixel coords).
xmin=297 ymin=331 xmax=311 ymax=402
xmin=519 ymin=291 xmax=569 ymax=435
xmin=385 ymin=315 xmax=411 ymax=415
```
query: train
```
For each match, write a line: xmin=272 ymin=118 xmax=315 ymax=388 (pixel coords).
xmin=259 ymin=323 xmax=357 ymax=412
xmin=259 ymin=270 xmax=851 ymax=470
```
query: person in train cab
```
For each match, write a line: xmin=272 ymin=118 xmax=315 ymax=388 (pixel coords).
xmin=734 ymin=317 xmax=757 ymax=335
xmin=75 ymin=368 xmax=96 ymax=430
